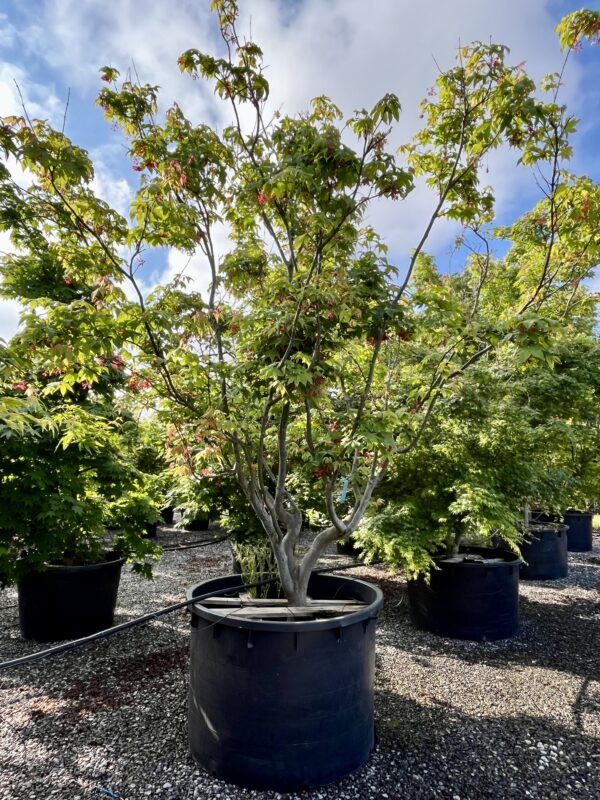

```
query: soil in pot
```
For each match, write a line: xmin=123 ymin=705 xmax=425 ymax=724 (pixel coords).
xmin=407 ymin=546 xmax=520 ymax=641
xmin=187 ymin=572 xmax=383 ymax=791
xmin=563 ymin=510 xmax=593 ymax=552
xmin=18 ymin=551 xmax=125 ymax=642
xmin=520 ymin=524 xmax=568 ymax=580
xmin=530 ymin=509 xmax=560 ymax=524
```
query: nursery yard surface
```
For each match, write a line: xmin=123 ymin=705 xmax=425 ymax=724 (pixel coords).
xmin=1 ymin=531 xmax=599 ymax=800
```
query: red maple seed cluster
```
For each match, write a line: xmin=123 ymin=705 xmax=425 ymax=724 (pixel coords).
xmin=127 ymin=374 xmax=152 ymax=393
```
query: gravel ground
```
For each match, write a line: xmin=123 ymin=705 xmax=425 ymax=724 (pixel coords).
xmin=1 ymin=529 xmax=599 ymax=800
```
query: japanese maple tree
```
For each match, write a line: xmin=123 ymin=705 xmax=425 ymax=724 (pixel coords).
xmin=1 ymin=2 xmax=598 ymax=602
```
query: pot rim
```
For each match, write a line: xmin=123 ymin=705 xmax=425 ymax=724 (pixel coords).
xmin=187 ymin=572 xmax=383 ymax=633
xmin=31 ymin=550 xmax=126 ymax=574
xmin=526 ymin=523 xmax=569 ymax=535
xmin=432 ymin=546 xmax=521 ymax=568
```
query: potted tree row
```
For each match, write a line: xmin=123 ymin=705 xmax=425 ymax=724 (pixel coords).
xmin=520 ymin=332 xmax=600 ymax=574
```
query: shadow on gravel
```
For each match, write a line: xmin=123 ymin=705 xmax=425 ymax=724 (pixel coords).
xmin=514 ymin=594 xmax=600 ymax=681
xmin=557 ymin=558 xmax=600 ymax=590
xmin=374 ymin=690 xmax=599 ymax=799
xmin=0 ymin=631 xmax=193 ymax=797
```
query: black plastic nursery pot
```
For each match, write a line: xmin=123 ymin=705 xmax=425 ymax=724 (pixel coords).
xmin=18 ymin=551 xmax=125 ymax=642
xmin=185 ymin=517 xmax=210 ymax=531
xmin=520 ymin=524 xmax=568 ymax=580
xmin=144 ymin=522 xmax=158 ymax=538
xmin=407 ymin=547 xmax=520 ymax=641
xmin=336 ymin=535 xmax=362 ymax=556
xmin=187 ymin=572 xmax=383 ymax=791
xmin=160 ymin=507 xmax=175 ymax=525
xmin=563 ymin=510 xmax=593 ymax=552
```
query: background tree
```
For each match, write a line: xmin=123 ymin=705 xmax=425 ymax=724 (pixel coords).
xmin=0 ymin=295 xmax=160 ymax=586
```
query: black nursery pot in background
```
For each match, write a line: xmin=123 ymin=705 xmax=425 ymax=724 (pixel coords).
xmin=563 ymin=510 xmax=593 ymax=552
xmin=160 ymin=507 xmax=175 ymax=525
xmin=407 ymin=547 xmax=520 ymax=641
xmin=520 ymin=524 xmax=568 ymax=580
xmin=336 ymin=535 xmax=362 ymax=556
xmin=18 ymin=552 xmax=125 ymax=642
xmin=185 ymin=517 xmax=210 ymax=531
xmin=187 ymin=573 xmax=383 ymax=791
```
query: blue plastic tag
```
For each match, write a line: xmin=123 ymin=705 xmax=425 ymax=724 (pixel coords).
xmin=340 ymin=477 xmax=349 ymax=503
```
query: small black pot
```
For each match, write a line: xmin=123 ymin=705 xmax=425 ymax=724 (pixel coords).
xmin=336 ymin=536 xmax=361 ymax=556
xmin=187 ymin=573 xmax=383 ymax=791
xmin=520 ymin=524 xmax=568 ymax=580
xmin=144 ymin=522 xmax=158 ymax=538
xmin=563 ymin=510 xmax=593 ymax=552
xmin=185 ymin=517 xmax=210 ymax=531
xmin=18 ymin=551 xmax=125 ymax=642
xmin=160 ymin=507 xmax=175 ymax=525
xmin=407 ymin=546 xmax=520 ymax=641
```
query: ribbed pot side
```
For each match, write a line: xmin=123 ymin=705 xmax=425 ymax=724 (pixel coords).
xmin=187 ymin=572 xmax=383 ymax=791
xmin=18 ymin=552 xmax=125 ymax=642
xmin=407 ymin=547 xmax=520 ymax=641
xmin=563 ymin=511 xmax=593 ymax=553
xmin=520 ymin=525 xmax=568 ymax=580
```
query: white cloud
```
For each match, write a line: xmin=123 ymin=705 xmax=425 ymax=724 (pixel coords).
xmin=0 ymin=13 xmax=17 ymax=48
xmin=229 ymin=0 xmax=587 ymax=266
xmin=161 ymin=218 xmax=235 ymax=301
xmin=117 ymin=243 xmax=215 ymax=306
xmin=20 ymin=0 xmax=223 ymax=126
xmin=0 ymin=205 xmax=22 ymax=343
xmin=89 ymin=144 xmax=134 ymax=217
xmin=0 ymin=298 xmax=21 ymax=343
xmin=3 ymin=0 xmax=598 ymax=289
xmin=0 ymin=60 xmax=64 ymax=123
xmin=20 ymin=1 xmax=588 ymax=134
xmin=164 ymin=247 xmax=213 ymax=298
xmin=231 ymin=0 xmax=581 ymax=120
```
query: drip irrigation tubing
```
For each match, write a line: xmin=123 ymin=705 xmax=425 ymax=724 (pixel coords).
xmin=161 ymin=532 xmax=232 ymax=551
xmin=0 ymin=559 xmax=384 ymax=671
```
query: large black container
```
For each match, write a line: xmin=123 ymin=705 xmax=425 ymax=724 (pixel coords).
xmin=407 ymin=547 xmax=520 ymax=641
xmin=520 ymin=524 xmax=568 ymax=580
xmin=563 ymin=510 xmax=593 ymax=552
xmin=18 ymin=552 xmax=125 ymax=642
xmin=187 ymin=573 xmax=383 ymax=791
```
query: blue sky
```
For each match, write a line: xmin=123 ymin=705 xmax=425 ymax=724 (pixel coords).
xmin=1 ymin=0 xmax=599 ymax=339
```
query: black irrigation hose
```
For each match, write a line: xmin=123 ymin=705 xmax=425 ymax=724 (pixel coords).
xmin=161 ymin=532 xmax=232 ymax=551
xmin=0 ymin=575 xmax=276 ymax=671
xmin=0 ymin=559 xmax=384 ymax=671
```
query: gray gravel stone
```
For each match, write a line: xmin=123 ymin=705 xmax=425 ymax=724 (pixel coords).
xmin=1 ymin=529 xmax=599 ymax=799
